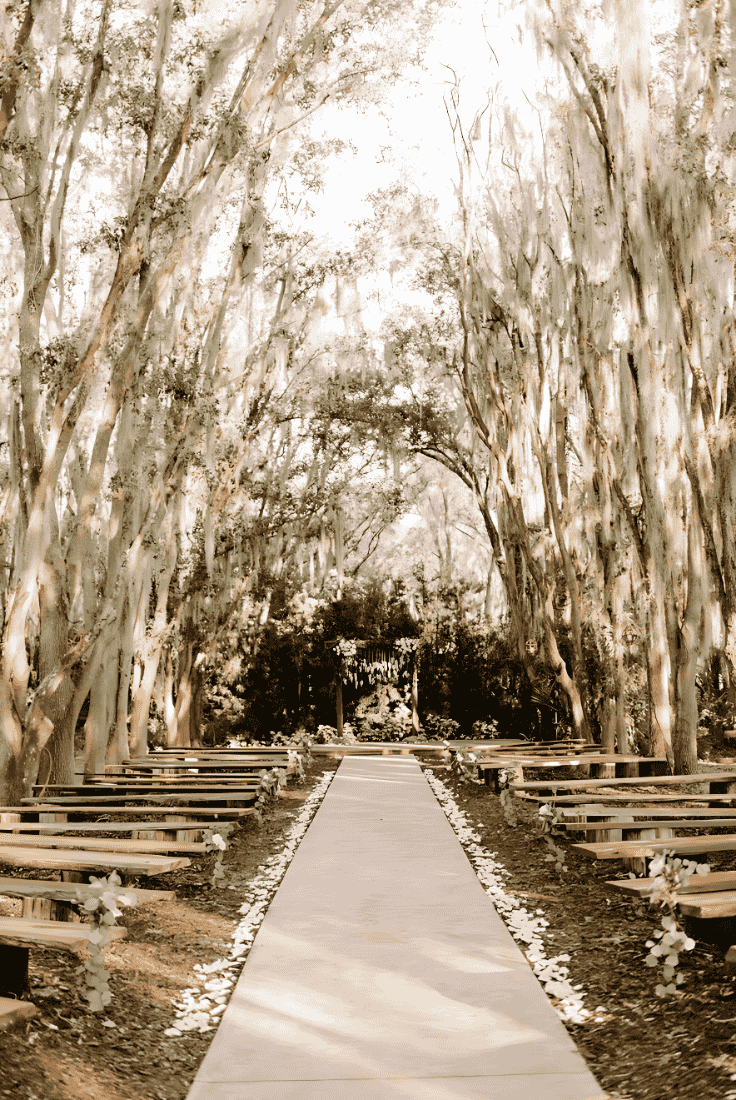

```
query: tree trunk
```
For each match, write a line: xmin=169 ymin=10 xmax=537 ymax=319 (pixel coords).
xmin=674 ymin=509 xmax=705 ymax=774
xmin=335 ymin=677 xmax=344 ymax=738
xmin=128 ymin=520 xmax=177 ymax=757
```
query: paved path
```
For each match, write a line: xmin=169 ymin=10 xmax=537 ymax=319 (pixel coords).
xmin=187 ymin=756 xmax=607 ymax=1100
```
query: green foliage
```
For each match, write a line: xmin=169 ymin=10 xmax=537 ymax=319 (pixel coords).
xmin=418 ymin=619 xmax=562 ymax=736
xmin=205 ymin=579 xmax=420 ymax=739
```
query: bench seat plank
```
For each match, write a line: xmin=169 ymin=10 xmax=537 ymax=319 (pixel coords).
xmin=0 ymin=877 xmax=174 ymax=905
xmin=33 ymin=782 xmax=259 ymax=795
xmin=20 ymin=792 xmax=256 ymax=806
xmin=0 ymin=805 xmax=253 ymax=817
xmin=563 ymin=805 xmax=736 ymax=818
xmin=563 ymin=817 xmax=736 ymax=832
xmin=673 ymin=892 xmax=736 ymax=919
xmin=511 ymin=771 xmax=736 ymax=793
xmin=517 ymin=792 xmax=736 ymax=804
xmin=607 ymin=870 xmax=736 ymax=896
xmin=0 ymin=820 xmax=217 ymax=834
xmin=0 ymin=996 xmax=36 ymax=1028
xmin=0 ymin=834 xmax=207 ymax=854
xmin=573 ymin=833 xmax=736 ymax=860
xmin=0 ymin=846 xmax=190 ymax=875
xmin=478 ymin=754 xmax=655 ymax=766
xmin=0 ymin=917 xmax=127 ymax=951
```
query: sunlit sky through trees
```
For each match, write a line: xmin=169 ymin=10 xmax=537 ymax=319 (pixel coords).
xmin=308 ymin=0 xmax=547 ymax=241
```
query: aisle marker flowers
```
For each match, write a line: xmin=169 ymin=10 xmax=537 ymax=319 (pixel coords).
xmin=425 ymin=769 xmax=591 ymax=1024
xmin=164 ymin=769 xmax=334 ymax=1037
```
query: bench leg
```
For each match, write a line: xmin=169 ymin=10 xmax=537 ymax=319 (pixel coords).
xmin=0 ymin=946 xmax=30 ymax=999
xmin=638 ymin=760 xmax=668 ymax=777
xmin=622 ymin=827 xmax=673 ymax=875
xmin=594 ymin=814 xmax=623 ymax=843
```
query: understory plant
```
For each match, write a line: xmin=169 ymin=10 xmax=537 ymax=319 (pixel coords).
xmin=641 ymin=851 xmax=710 ymax=996
xmin=75 ymin=872 xmax=136 ymax=1012
xmin=537 ymin=802 xmax=568 ymax=874
xmin=450 ymin=749 xmax=482 ymax=784
xmin=203 ymin=823 xmax=235 ymax=887
xmin=253 ymin=766 xmax=288 ymax=823
xmin=498 ymin=770 xmax=518 ymax=827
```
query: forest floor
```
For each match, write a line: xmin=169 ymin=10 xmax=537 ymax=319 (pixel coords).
xmin=0 ymin=758 xmax=340 ymax=1100
xmin=428 ymin=762 xmax=736 ymax=1100
xmin=3 ymin=752 xmax=736 ymax=1099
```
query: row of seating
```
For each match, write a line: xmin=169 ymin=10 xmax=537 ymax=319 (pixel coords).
xmin=0 ymin=738 xmax=451 ymax=1023
xmin=452 ymin=740 xmax=736 ymax=942
xmin=0 ymin=744 xmax=301 ymax=1020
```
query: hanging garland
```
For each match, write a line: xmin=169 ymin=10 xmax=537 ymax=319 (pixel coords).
xmin=332 ymin=637 xmax=418 ymax=688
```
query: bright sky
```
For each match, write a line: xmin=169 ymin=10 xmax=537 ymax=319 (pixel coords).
xmin=307 ymin=0 xmax=545 ymax=241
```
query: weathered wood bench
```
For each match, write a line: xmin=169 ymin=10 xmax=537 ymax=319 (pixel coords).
xmin=119 ymin=758 xmax=282 ymax=771
xmin=511 ymin=771 xmax=736 ymax=797
xmin=608 ymin=869 xmax=736 ymax=897
xmin=0 ymin=819 xmax=220 ymax=836
xmin=0 ymin=834 xmax=207 ymax=855
xmin=562 ymin=804 xmax=736 ymax=819
xmin=20 ymin=791 xmax=257 ymax=807
xmin=0 ymin=917 xmax=128 ymax=999
xmin=607 ymin=871 xmax=736 ymax=944
xmin=0 ymin=875 xmax=174 ymax=920
xmin=478 ymin=754 xmax=668 ymax=790
xmin=0 ymin=845 xmax=190 ymax=877
xmin=572 ymin=832 xmax=736 ymax=874
xmin=6 ymin=803 xmax=252 ymax=817
xmin=0 ymin=876 xmax=174 ymax=906
xmin=564 ymin=816 xmax=736 ymax=837
xmin=0 ymin=995 xmax=36 ymax=1029
xmin=516 ymin=790 xmax=736 ymax=806
xmin=33 ymin=781 xmax=260 ymax=796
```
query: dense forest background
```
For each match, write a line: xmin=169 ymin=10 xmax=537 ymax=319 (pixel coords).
xmin=1 ymin=0 xmax=735 ymax=801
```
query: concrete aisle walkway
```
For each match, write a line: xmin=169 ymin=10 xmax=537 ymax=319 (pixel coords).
xmin=187 ymin=756 xmax=608 ymax=1100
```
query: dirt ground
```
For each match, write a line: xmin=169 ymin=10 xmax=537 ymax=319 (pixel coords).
xmin=4 ymin=754 xmax=736 ymax=1100
xmin=0 ymin=759 xmax=339 ymax=1100
xmin=427 ymin=763 xmax=736 ymax=1100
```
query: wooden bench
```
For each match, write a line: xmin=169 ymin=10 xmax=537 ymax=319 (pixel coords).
xmin=0 ymin=846 xmax=190 ymax=877
xmin=607 ymin=871 xmax=736 ymax=940
xmin=20 ymin=791 xmax=257 ymax=807
xmin=0 ymin=917 xmax=128 ymax=999
xmin=516 ymin=790 xmax=736 ymax=805
xmin=571 ymin=832 xmax=736 ymax=874
xmin=0 ymin=995 xmax=35 ymax=1029
xmin=567 ymin=818 xmax=736 ymax=840
xmin=0 ymin=834 xmax=207 ymax=855
xmin=478 ymin=754 xmax=667 ymax=790
xmin=608 ymin=869 xmax=736 ymax=898
xmin=0 ymin=875 xmax=174 ymax=921
xmin=33 ymin=781 xmax=260 ymax=796
xmin=510 ymin=771 xmax=736 ymax=797
xmin=0 ymin=819 xmax=221 ymax=837
xmin=5 ymin=804 xmax=253 ymax=817
xmin=562 ymin=805 xmax=736 ymax=819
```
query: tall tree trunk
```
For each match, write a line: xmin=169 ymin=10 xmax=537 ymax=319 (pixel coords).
xmin=674 ymin=508 xmax=705 ymax=774
xmin=37 ymin=542 xmax=75 ymax=786
xmin=128 ymin=517 xmax=177 ymax=757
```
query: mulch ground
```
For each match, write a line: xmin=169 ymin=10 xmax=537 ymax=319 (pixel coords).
xmin=0 ymin=759 xmax=339 ymax=1100
xmin=5 ymin=753 xmax=736 ymax=1099
xmin=427 ymin=764 xmax=736 ymax=1100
